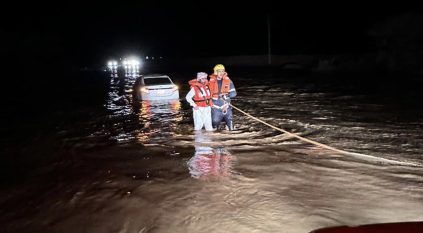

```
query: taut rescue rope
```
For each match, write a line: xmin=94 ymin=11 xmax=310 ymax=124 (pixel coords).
xmin=230 ymin=103 xmax=420 ymax=167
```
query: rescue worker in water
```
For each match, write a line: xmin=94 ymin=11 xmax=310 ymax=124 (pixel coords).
xmin=185 ymin=72 xmax=214 ymax=131
xmin=208 ymin=64 xmax=237 ymax=130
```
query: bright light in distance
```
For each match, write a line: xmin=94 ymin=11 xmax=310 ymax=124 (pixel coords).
xmin=172 ymin=85 xmax=179 ymax=91
xmin=108 ymin=60 xmax=118 ymax=68
xmin=122 ymin=57 xmax=141 ymax=70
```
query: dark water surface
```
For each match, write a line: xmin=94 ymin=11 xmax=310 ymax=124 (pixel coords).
xmin=1 ymin=68 xmax=422 ymax=233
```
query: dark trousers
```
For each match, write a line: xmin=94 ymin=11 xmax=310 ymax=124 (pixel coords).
xmin=211 ymin=107 xmax=234 ymax=130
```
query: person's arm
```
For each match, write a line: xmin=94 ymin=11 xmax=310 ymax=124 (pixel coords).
xmin=228 ymin=81 xmax=237 ymax=98
xmin=185 ymin=88 xmax=197 ymax=108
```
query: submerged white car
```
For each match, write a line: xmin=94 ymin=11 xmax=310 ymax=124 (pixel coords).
xmin=133 ymin=74 xmax=179 ymax=101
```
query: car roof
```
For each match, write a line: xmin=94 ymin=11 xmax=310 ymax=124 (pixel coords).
xmin=143 ymin=74 xmax=170 ymax=79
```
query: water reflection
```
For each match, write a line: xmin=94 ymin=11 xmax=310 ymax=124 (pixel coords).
xmin=136 ymin=100 xmax=182 ymax=144
xmin=110 ymin=68 xmax=118 ymax=77
xmin=105 ymin=66 xmax=183 ymax=144
xmin=138 ymin=100 xmax=181 ymax=120
xmin=3 ymin=69 xmax=423 ymax=233
xmin=188 ymin=132 xmax=236 ymax=180
xmin=125 ymin=68 xmax=139 ymax=78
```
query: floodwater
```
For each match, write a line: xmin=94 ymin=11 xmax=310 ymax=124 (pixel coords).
xmin=1 ymin=68 xmax=423 ymax=233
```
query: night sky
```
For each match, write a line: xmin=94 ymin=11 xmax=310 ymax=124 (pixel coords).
xmin=2 ymin=1 xmax=422 ymax=68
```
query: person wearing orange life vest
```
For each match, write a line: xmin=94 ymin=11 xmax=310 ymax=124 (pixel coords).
xmin=209 ymin=64 xmax=237 ymax=130
xmin=185 ymin=72 xmax=214 ymax=131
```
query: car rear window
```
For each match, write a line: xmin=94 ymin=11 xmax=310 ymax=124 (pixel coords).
xmin=144 ymin=78 xmax=172 ymax=86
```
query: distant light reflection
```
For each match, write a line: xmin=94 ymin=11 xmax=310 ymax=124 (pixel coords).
xmin=136 ymin=100 xmax=182 ymax=144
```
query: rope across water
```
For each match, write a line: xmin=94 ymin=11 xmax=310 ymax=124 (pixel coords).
xmin=230 ymin=103 xmax=421 ymax=167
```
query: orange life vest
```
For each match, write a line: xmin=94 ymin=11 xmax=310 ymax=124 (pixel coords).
xmin=188 ymin=79 xmax=212 ymax=107
xmin=209 ymin=73 xmax=231 ymax=100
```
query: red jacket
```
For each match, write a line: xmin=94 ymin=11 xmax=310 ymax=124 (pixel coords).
xmin=188 ymin=79 xmax=213 ymax=107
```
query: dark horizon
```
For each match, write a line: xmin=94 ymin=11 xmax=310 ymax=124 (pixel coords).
xmin=3 ymin=2 xmax=423 ymax=69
